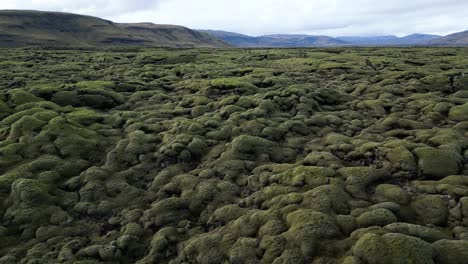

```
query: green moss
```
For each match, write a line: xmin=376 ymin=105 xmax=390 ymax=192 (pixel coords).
xmin=0 ymin=100 xmax=13 ymax=119
xmin=66 ymin=109 xmax=104 ymax=126
xmin=260 ymin=235 xmax=287 ymax=263
xmin=208 ymin=204 xmax=246 ymax=226
xmin=229 ymin=237 xmax=258 ymax=264
xmin=302 ymin=185 xmax=351 ymax=215
xmin=7 ymin=115 xmax=47 ymax=141
xmin=229 ymin=135 xmax=275 ymax=160
xmin=0 ymin=47 xmax=467 ymax=263
xmin=386 ymin=146 xmax=417 ymax=173
xmin=384 ymin=223 xmax=450 ymax=242
xmin=413 ymin=147 xmax=461 ymax=179
xmin=303 ymin=151 xmax=343 ymax=167
xmin=410 ymin=195 xmax=448 ymax=226
xmin=373 ymin=184 xmax=411 ymax=205
xmin=353 ymin=233 xmax=435 ymax=264
xmin=10 ymin=178 xmax=51 ymax=206
xmin=448 ymin=103 xmax=468 ymax=121
xmin=8 ymin=89 xmax=43 ymax=106
xmin=208 ymin=77 xmax=258 ymax=95
xmin=357 ymin=208 xmax=397 ymax=227
xmin=419 ymin=74 xmax=452 ymax=93
xmin=286 ymin=209 xmax=341 ymax=239
xmin=338 ymin=167 xmax=391 ymax=199
xmin=433 ymin=240 xmax=468 ymax=264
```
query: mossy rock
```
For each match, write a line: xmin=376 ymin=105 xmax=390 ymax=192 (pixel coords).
xmin=10 ymin=178 xmax=51 ymax=206
xmin=209 ymin=77 xmax=258 ymax=95
xmin=338 ymin=167 xmax=391 ymax=199
xmin=259 ymin=220 xmax=287 ymax=237
xmin=419 ymin=74 xmax=452 ymax=93
xmin=413 ymin=147 xmax=461 ymax=179
xmin=373 ymin=184 xmax=412 ymax=205
xmin=8 ymin=89 xmax=43 ymax=106
xmin=303 ymin=151 xmax=343 ymax=167
xmin=352 ymin=233 xmax=435 ymax=264
xmin=271 ymin=248 xmax=306 ymax=264
xmin=357 ymin=208 xmax=398 ymax=227
xmin=384 ymin=223 xmax=450 ymax=242
xmin=229 ymin=135 xmax=275 ymax=160
xmin=286 ymin=209 xmax=341 ymax=239
xmin=453 ymin=74 xmax=468 ymax=91
xmin=0 ymin=100 xmax=13 ymax=119
xmin=50 ymin=91 xmax=80 ymax=106
xmin=208 ymin=204 xmax=246 ymax=226
xmin=340 ymin=167 xmax=390 ymax=186
xmin=433 ymin=240 xmax=468 ymax=264
xmin=229 ymin=237 xmax=259 ymax=264
xmin=7 ymin=115 xmax=47 ymax=141
xmin=302 ymin=184 xmax=351 ymax=215
xmin=448 ymin=103 xmax=468 ymax=122
xmin=410 ymin=195 xmax=448 ymax=226
xmin=259 ymin=235 xmax=287 ymax=263
xmin=386 ymin=146 xmax=417 ymax=173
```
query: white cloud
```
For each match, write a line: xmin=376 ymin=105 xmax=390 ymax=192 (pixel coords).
xmin=1 ymin=0 xmax=467 ymax=36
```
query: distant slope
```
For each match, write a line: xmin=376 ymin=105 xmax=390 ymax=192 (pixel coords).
xmin=397 ymin=34 xmax=441 ymax=45
xmin=198 ymin=30 xmax=262 ymax=47
xmin=0 ymin=10 xmax=228 ymax=48
xmin=428 ymin=30 xmax=468 ymax=46
xmin=336 ymin=36 xmax=399 ymax=45
xmin=201 ymin=30 xmax=443 ymax=47
xmin=119 ymin=23 xmax=227 ymax=48
xmin=259 ymin=34 xmax=346 ymax=47
xmin=200 ymin=30 xmax=345 ymax=47
xmin=336 ymin=34 xmax=440 ymax=46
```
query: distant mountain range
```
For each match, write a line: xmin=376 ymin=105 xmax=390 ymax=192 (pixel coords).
xmin=0 ymin=10 xmax=227 ymax=48
xmin=0 ymin=10 xmax=467 ymax=48
xmin=200 ymin=30 xmax=467 ymax=47
xmin=198 ymin=31 xmax=346 ymax=47
xmin=336 ymin=34 xmax=441 ymax=46
xmin=428 ymin=30 xmax=468 ymax=46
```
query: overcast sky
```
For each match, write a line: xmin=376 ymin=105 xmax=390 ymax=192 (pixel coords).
xmin=1 ymin=0 xmax=467 ymax=36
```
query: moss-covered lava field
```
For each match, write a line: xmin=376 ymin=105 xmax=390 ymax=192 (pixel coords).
xmin=0 ymin=47 xmax=467 ymax=264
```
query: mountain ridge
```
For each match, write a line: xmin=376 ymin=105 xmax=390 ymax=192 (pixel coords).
xmin=0 ymin=10 xmax=228 ymax=48
xmin=201 ymin=30 xmax=450 ymax=47
xmin=198 ymin=30 xmax=346 ymax=47
xmin=428 ymin=30 xmax=468 ymax=46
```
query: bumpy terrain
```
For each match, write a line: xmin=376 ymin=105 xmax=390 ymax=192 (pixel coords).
xmin=0 ymin=47 xmax=467 ymax=264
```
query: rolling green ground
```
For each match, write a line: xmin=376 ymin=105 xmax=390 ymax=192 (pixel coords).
xmin=0 ymin=47 xmax=467 ymax=264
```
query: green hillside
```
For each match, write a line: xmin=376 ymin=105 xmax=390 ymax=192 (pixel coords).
xmin=119 ymin=23 xmax=227 ymax=48
xmin=0 ymin=10 xmax=228 ymax=48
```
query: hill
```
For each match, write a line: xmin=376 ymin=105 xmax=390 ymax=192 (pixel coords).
xmin=201 ymin=30 xmax=443 ymax=47
xmin=199 ymin=30 xmax=345 ymax=47
xmin=259 ymin=34 xmax=346 ymax=47
xmin=336 ymin=35 xmax=400 ymax=45
xmin=0 ymin=10 xmax=228 ymax=48
xmin=118 ymin=23 xmax=227 ymax=48
xmin=397 ymin=34 xmax=442 ymax=45
xmin=428 ymin=30 xmax=468 ymax=46
xmin=337 ymin=34 xmax=440 ymax=46
xmin=198 ymin=30 xmax=259 ymax=47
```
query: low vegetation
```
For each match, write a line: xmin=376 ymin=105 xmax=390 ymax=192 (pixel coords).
xmin=0 ymin=46 xmax=467 ymax=264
